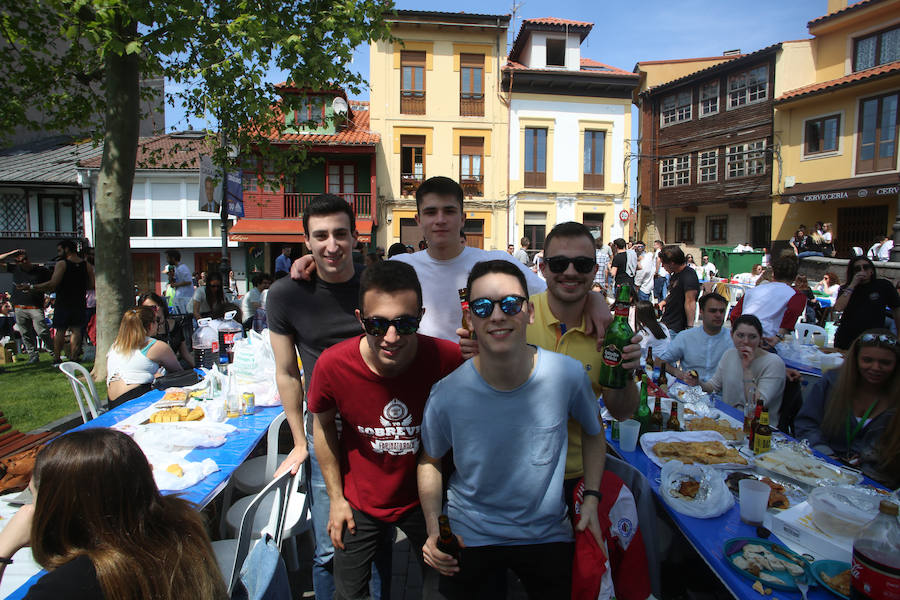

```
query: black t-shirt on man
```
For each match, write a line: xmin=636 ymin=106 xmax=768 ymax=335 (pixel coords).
xmin=611 ymin=252 xmax=632 ymax=286
xmin=265 ymin=263 xmax=364 ymax=386
xmin=661 ymin=265 xmax=700 ymax=333
xmin=834 ymin=278 xmax=900 ymax=349
xmin=10 ymin=264 xmax=51 ymax=307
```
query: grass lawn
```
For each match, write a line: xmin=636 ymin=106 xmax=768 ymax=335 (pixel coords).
xmin=0 ymin=353 xmax=106 ymax=433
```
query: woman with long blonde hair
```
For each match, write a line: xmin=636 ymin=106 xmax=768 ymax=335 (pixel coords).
xmin=106 ymin=306 xmax=182 ymax=407
xmin=795 ymin=329 xmax=900 ymax=487
xmin=0 ymin=428 xmax=227 ymax=599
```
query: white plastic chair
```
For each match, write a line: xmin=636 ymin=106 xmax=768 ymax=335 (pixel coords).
xmin=795 ymin=323 xmax=827 ymax=346
xmin=57 ymin=362 xmax=102 ymax=423
xmin=219 ymin=411 xmax=288 ymax=537
xmin=224 ymin=458 xmax=311 ymax=572
xmin=212 ymin=469 xmax=294 ymax=595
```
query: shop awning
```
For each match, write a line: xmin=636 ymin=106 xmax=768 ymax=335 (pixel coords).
xmin=779 ymin=173 xmax=898 ymax=204
xmin=228 ymin=218 xmax=373 ymax=243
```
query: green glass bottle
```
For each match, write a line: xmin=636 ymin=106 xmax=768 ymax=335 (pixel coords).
xmin=635 ymin=374 xmax=651 ymax=434
xmin=597 ymin=285 xmax=634 ymax=389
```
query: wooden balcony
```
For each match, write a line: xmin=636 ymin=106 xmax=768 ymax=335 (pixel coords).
xmin=401 ymin=93 xmax=425 ymax=115
xmin=461 ymin=176 xmax=483 ymax=197
xmin=242 ymin=192 xmax=374 ymax=221
xmin=460 ymin=95 xmax=484 ymax=117
xmin=400 ymin=174 xmax=424 ymax=197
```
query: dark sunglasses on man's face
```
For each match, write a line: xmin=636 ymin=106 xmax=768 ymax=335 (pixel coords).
xmin=361 ymin=315 xmax=421 ymax=337
xmin=469 ymin=295 xmax=526 ymax=319
xmin=545 ymin=255 xmax=595 ymax=274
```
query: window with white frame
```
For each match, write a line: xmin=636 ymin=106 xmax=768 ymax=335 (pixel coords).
xmin=854 ymin=25 xmax=900 ymax=72
xmin=804 ymin=114 xmax=840 ymax=155
xmin=698 ymin=150 xmax=718 ymax=183
xmin=700 ymin=81 xmax=719 ymax=116
xmin=728 ymin=65 xmax=768 ymax=109
xmin=726 ymin=140 xmax=766 ymax=178
xmin=660 ymin=155 xmax=690 ymax=188
xmin=661 ymin=91 xmax=692 ymax=126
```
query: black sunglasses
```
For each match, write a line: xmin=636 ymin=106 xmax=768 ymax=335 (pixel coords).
xmin=469 ymin=295 xmax=526 ymax=319
xmin=853 ymin=264 xmax=873 ymax=273
xmin=361 ymin=315 xmax=421 ymax=336
xmin=859 ymin=333 xmax=898 ymax=348
xmin=545 ymin=255 xmax=595 ymax=274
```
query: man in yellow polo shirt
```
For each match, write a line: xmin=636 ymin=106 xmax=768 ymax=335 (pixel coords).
xmin=527 ymin=221 xmax=641 ymax=506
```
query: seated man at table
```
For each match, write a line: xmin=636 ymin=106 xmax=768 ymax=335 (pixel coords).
xmin=729 ymin=256 xmax=806 ymax=344
xmin=657 ymin=292 xmax=731 ymax=385
xmin=528 ymin=222 xmax=641 ymax=501
xmin=309 ymin=261 xmax=463 ymax=598
xmin=418 ymin=260 xmax=605 ymax=599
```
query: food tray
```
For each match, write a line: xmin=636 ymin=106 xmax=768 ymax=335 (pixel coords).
xmin=723 ymin=470 xmax=807 ymax=510
xmin=753 ymin=448 xmax=862 ymax=490
xmin=639 ymin=431 xmax=749 ymax=468
xmin=723 ymin=537 xmax=811 ymax=591
xmin=811 ymin=560 xmax=851 ymax=599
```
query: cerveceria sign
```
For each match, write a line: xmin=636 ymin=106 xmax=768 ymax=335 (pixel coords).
xmin=783 ymin=183 xmax=899 ymax=204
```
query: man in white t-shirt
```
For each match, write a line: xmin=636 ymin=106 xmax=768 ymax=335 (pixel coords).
xmin=391 ymin=177 xmax=548 ymax=342
xmin=634 ymin=241 xmax=655 ymax=301
xmin=240 ymin=272 xmax=271 ymax=330
xmin=166 ymin=249 xmax=194 ymax=314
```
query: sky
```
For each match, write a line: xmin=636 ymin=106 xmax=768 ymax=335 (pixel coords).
xmin=164 ymin=0 xmax=831 ymax=131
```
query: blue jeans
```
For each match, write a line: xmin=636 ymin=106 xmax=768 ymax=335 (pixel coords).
xmin=637 ymin=290 xmax=651 ymax=302
xmin=798 ymin=251 xmax=823 ymax=258
xmin=306 ymin=429 xmax=391 ymax=600
xmin=653 ymin=276 xmax=666 ymax=302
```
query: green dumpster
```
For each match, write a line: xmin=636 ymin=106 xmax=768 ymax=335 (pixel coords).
xmin=700 ymin=246 xmax=764 ymax=278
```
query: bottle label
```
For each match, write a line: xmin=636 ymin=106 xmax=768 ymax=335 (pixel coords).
xmin=852 ymin=548 xmax=900 ymax=599
xmin=602 ymin=344 xmax=623 ymax=367
xmin=211 ymin=341 xmax=219 ymax=352
xmin=614 ymin=305 xmax=629 ymax=317
xmin=753 ymin=434 xmax=771 ymax=455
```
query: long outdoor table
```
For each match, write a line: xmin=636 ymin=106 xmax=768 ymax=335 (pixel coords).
xmin=607 ymin=401 xmax=839 ymax=600
xmin=2 ymin=390 xmax=284 ymax=599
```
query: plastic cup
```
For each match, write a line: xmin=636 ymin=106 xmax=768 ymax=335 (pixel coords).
xmin=619 ymin=420 xmax=641 ymax=452
xmin=739 ymin=479 xmax=770 ymax=525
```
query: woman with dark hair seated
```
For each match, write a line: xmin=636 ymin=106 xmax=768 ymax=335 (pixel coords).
xmin=700 ymin=314 xmax=786 ymax=423
xmin=106 ymin=307 xmax=182 ymax=407
xmin=795 ymin=330 xmax=900 ymax=487
xmin=138 ymin=292 xmax=194 ymax=368
xmin=832 ymin=256 xmax=900 ymax=350
xmin=634 ymin=300 xmax=670 ymax=361
xmin=192 ymin=271 xmax=232 ymax=321
xmin=0 ymin=428 xmax=227 ymax=599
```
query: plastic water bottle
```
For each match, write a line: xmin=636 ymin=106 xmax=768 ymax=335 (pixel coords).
xmin=217 ymin=310 xmax=243 ymax=364
xmin=851 ymin=500 xmax=900 ymax=599
xmin=191 ymin=317 xmax=219 ymax=369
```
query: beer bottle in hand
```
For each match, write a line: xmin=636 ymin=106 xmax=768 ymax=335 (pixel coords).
xmin=458 ymin=288 xmax=474 ymax=340
xmin=598 ymin=285 xmax=634 ymax=389
xmin=436 ymin=514 xmax=461 ymax=559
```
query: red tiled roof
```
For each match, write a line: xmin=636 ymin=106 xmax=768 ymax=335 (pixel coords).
xmin=504 ymin=60 xmax=639 ymax=79
xmin=348 ymin=100 xmax=369 ymax=109
xmin=807 ymin=0 xmax=891 ymax=28
xmin=78 ymin=133 xmax=213 ymax=170
xmin=523 ymin=17 xmax=593 ymax=27
xmin=776 ymin=60 xmax=900 ymax=103
xmin=270 ymin=108 xmax=378 ymax=145
xmin=580 ymin=58 xmax=633 ymax=76
xmin=641 ymin=43 xmax=780 ymax=96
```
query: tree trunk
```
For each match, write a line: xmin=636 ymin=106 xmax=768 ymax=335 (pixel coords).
xmin=92 ymin=20 xmax=140 ymax=382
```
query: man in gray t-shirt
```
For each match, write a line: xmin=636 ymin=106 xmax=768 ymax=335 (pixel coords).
xmin=418 ymin=259 xmax=605 ymax=599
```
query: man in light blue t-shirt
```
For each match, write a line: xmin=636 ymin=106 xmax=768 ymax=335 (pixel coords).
xmin=657 ymin=292 xmax=732 ymax=384
xmin=418 ymin=259 xmax=605 ymax=600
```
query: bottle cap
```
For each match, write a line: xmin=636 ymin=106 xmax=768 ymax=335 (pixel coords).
xmin=879 ymin=500 xmax=899 ymax=516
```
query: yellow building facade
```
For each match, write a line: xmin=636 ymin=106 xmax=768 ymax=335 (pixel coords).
xmin=369 ymin=10 xmax=511 ymax=250
xmin=504 ymin=18 xmax=639 ymax=252
xmin=772 ymin=0 xmax=900 ymax=256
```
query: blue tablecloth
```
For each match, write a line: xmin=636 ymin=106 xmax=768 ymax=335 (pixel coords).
xmin=608 ymin=402 xmax=837 ymax=600
xmin=5 ymin=391 xmax=283 ymax=599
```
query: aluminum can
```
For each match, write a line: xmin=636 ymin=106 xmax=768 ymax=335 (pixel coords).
xmin=241 ymin=391 xmax=255 ymax=415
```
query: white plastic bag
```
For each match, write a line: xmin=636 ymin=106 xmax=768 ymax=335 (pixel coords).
xmin=133 ymin=421 xmax=236 ymax=452
xmin=660 ymin=460 xmax=734 ymax=518
xmin=231 ymin=330 xmax=280 ymax=406
xmin=150 ymin=455 xmax=219 ymax=491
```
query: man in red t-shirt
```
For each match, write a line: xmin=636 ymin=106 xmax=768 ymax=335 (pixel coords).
xmin=308 ymin=260 xmax=463 ymax=599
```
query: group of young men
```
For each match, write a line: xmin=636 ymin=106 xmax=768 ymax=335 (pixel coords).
xmin=265 ymin=176 xmax=642 ymax=599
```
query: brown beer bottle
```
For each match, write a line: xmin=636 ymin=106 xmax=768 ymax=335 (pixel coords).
xmin=657 ymin=362 xmax=669 ymax=397
xmin=753 ymin=409 xmax=772 ymax=455
xmin=650 ymin=392 xmax=664 ymax=433
xmin=748 ymin=398 xmax=763 ymax=449
xmin=645 ymin=346 xmax=654 ymax=380
xmin=436 ymin=514 xmax=461 ymax=558
xmin=666 ymin=399 xmax=681 ymax=431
